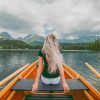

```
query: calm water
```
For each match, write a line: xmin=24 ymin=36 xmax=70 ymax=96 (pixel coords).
xmin=0 ymin=50 xmax=100 ymax=90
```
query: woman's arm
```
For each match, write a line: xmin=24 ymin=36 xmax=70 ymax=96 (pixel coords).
xmin=59 ymin=65 xmax=66 ymax=83
xmin=32 ymin=57 xmax=43 ymax=92
xmin=34 ymin=56 xmax=43 ymax=83
xmin=59 ymin=65 xmax=70 ymax=91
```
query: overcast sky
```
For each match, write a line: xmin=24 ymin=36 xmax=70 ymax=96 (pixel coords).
xmin=0 ymin=0 xmax=100 ymax=38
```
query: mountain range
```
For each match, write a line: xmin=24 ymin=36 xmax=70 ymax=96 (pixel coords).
xmin=0 ymin=32 xmax=13 ymax=40
xmin=0 ymin=31 xmax=100 ymax=45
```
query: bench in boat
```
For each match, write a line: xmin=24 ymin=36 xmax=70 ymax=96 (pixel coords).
xmin=11 ymin=79 xmax=88 ymax=92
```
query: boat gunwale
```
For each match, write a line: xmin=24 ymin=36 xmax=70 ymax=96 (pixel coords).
xmin=0 ymin=60 xmax=38 ymax=99
xmin=0 ymin=60 xmax=100 ymax=100
xmin=63 ymin=63 xmax=100 ymax=99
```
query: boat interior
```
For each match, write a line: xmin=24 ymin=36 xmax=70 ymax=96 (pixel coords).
xmin=0 ymin=61 xmax=100 ymax=100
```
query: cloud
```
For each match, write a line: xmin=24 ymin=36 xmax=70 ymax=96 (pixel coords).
xmin=0 ymin=0 xmax=100 ymax=38
xmin=0 ymin=11 xmax=33 ymax=32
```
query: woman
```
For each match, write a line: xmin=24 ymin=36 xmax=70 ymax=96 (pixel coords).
xmin=32 ymin=33 xmax=69 ymax=92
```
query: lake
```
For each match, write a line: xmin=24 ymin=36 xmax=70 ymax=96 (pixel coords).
xmin=0 ymin=49 xmax=100 ymax=91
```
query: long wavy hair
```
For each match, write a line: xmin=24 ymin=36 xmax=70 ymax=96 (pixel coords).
xmin=42 ymin=33 xmax=64 ymax=73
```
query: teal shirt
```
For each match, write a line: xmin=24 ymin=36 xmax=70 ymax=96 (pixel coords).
xmin=38 ymin=49 xmax=60 ymax=78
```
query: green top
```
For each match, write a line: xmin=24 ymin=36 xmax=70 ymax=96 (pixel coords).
xmin=38 ymin=49 xmax=60 ymax=78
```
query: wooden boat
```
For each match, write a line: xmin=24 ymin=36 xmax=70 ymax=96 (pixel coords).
xmin=0 ymin=60 xmax=100 ymax=100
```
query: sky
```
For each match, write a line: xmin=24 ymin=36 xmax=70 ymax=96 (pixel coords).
xmin=0 ymin=0 xmax=100 ymax=39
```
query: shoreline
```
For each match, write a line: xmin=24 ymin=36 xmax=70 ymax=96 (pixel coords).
xmin=0 ymin=49 xmax=39 ymax=51
xmin=0 ymin=49 xmax=96 ymax=52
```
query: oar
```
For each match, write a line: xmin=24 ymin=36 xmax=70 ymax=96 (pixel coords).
xmin=0 ymin=63 xmax=30 ymax=87
xmin=85 ymin=62 xmax=100 ymax=78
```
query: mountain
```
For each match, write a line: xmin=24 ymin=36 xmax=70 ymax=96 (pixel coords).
xmin=59 ymin=36 xmax=100 ymax=43
xmin=14 ymin=34 xmax=45 ymax=46
xmin=77 ymin=36 xmax=100 ymax=43
xmin=0 ymin=32 xmax=13 ymax=40
xmin=0 ymin=31 xmax=100 ymax=44
xmin=17 ymin=34 xmax=100 ymax=45
xmin=15 ymin=37 xmax=23 ymax=41
xmin=23 ymin=34 xmax=44 ymax=45
xmin=23 ymin=34 xmax=44 ymax=42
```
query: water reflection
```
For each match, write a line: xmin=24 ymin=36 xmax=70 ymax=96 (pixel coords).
xmin=63 ymin=51 xmax=100 ymax=90
xmin=0 ymin=50 xmax=38 ymax=79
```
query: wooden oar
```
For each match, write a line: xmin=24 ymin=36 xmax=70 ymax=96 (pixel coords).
xmin=0 ymin=63 xmax=30 ymax=87
xmin=85 ymin=62 xmax=100 ymax=78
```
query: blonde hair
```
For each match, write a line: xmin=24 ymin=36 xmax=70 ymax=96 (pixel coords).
xmin=42 ymin=33 xmax=64 ymax=73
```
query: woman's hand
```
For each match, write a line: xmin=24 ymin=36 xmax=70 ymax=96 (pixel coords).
xmin=62 ymin=81 xmax=70 ymax=92
xmin=32 ymin=82 xmax=38 ymax=93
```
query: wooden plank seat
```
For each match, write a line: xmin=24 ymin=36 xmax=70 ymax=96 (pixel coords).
xmin=11 ymin=79 xmax=88 ymax=92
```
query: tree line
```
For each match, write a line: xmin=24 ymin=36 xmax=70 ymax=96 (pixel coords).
xmin=88 ymin=38 xmax=100 ymax=51
xmin=61 ymin=38 xmax=100 ymax=51
xmin=0 ymin=38 xmax=100 ymax=51
xmin=0 ymin=40 xmax=33 ymax=49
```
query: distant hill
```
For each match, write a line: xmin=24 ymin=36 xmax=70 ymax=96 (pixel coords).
xmin=59 ymin=36 xmax=100 ymax=43
xmin=22 ymin=34 xmax=100 ymax=44
xmin=15 ymin=34 xmax=100 ymax=47
xmin=21 ymin=34 xmax=44 ymax=46
xmin=24 ymin=34 xmax=44 ymax=41
xmin=0 ymin=39 xmax=33 ymax=49
xmin=76 ymin=36 xmax=100 ymax=43
xmin=0 ymin=31 xmax=100 ymax=47
xmin=0 ymin=32 xmax=99 ymax=51
xmin=0 ymin=32 xmax=13 ymax=40
xmin=15 ymin=37 xmax=23 ymax=41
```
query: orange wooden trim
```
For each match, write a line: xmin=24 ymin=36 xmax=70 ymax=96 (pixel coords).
xmin=84 ymin=90 xmax=94 ymax=100
xmin=0 ymin=61 xmax=38 ymax=98
xmin=18 ymin=60 xmax=38 ymax=78
xmin=73 ymin=90 xmax=88 ymax=100
xmin=0 ymin=76 xmax=19 ymax=98
xmin=85 ymin=62 xmax=100 ymax=78
xmin=63 ymin=64 xmax=80 ymax=79
xmin=63 ymin=63 xmax=100 ymax=99
xmin=64 ymin=69 xmax=75 ymax=79
xmin=0 ymin=63 xmax=30 ymax=87
xmin=24 ymin=91 xmax=72 ymax=95
xmin=79 ymin=76 xmax=100 ymax=99
xmin=23 ymin=65 xmax=37 ymax=79
xmin=7 ymin=91 xmax=16 ymax=100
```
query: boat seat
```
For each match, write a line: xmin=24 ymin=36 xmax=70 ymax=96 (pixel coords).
xmin=11 ymin=79 xmax=88 ymax=92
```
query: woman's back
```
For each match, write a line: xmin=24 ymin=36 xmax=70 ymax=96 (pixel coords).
xmin=38 ymin=49 xmax=60 ymax=78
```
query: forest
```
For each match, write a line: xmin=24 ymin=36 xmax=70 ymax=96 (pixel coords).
xmin=0 ymin=40 xmax=33 ymax=49
xmin=61 ymin=38 xmax=100 ymax=51
xmin=0 ymin=38 xmax=100 ymax=51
